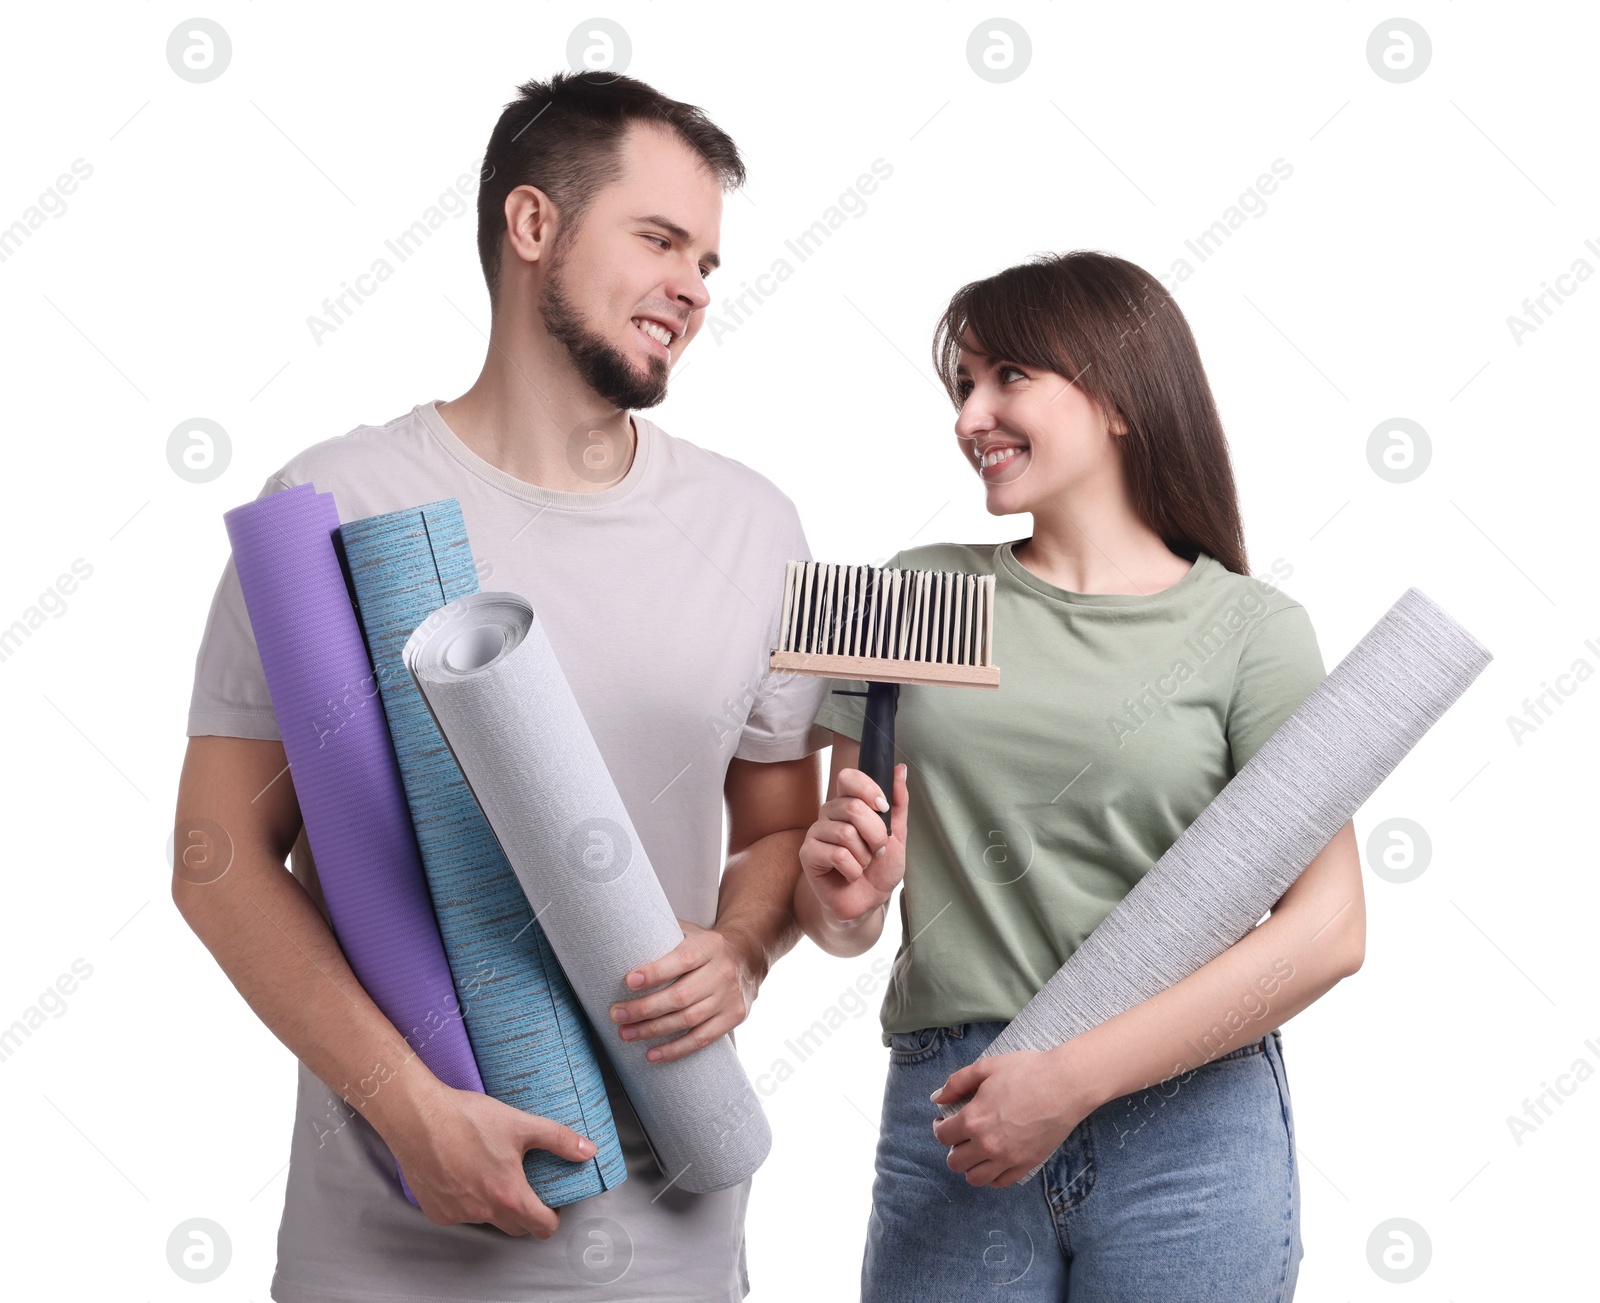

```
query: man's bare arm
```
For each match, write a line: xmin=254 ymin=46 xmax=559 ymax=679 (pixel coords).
xmin=171 ymin=735 xmax=593 ymax=1238
xmin=715 ymin=750 xmax=826 ymax=979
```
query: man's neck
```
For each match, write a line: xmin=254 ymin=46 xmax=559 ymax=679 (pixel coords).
xmin=436 ymin=348 xmax=637 ymax=492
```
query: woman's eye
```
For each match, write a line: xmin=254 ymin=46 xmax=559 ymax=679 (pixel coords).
xmin=999 ymin=365 xmax=1026 ymax=383
xmin=955 ymin=381 xmax=973 ymax=400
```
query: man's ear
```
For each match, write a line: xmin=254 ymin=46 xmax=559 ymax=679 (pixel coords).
xmin=503 ymin=184 xmax=561 ymax=268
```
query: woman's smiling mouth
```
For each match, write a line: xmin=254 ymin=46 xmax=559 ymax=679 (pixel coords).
xmin=978 ymin=443 xmax=1030 ymax=479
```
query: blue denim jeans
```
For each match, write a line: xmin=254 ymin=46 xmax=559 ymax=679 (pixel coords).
xmin=862 ymin=1022 xmax=1302 ymax=1302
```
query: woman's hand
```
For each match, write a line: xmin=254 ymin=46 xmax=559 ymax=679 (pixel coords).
xmin=930 ymin=1044 xmax=1098 ymax=1188
xmin=799 ymin=763 xmax=908 ymax=926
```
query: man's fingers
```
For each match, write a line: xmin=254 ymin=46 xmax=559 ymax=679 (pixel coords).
xmin=495 ymin=1196 xmax=555 ymax=1239
xmin=619 ymin=936 xmax=701 ymax=995
xmin=640 ymin=997 xmax=730 ymax=1063
xmin=485 ymin=1212 xmax=533 ymax=1238
xmin=611 ymin=965 xmax=716 ymax=1031
xmin=482 ymin=1171 xmax=559 ymax=1239
xmin=498 ymin=1117 xmax=591 ymax=1237
xmin=510 ymin=1190 xmax=561 ymax=1239
xmin=522 ymin=1114 xmax=598 ymax=1165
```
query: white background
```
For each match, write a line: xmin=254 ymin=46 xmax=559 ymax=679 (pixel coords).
xmin=1 ymin=2 xmax=1595 ymax=1299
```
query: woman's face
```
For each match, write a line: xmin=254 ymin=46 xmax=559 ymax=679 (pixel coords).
xmin=952 ymin=336 xmax=1125 ymax=516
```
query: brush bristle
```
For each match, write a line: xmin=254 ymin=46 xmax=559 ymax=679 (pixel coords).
xmin=769 ymin=560 xmax=999 ymax=689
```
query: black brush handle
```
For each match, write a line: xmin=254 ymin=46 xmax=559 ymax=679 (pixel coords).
xmin=859 ymin=680 xmax=900 ymax=831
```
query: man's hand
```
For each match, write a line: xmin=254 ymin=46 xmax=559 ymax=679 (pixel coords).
xmin=382 ymin=1083 xmax=597 ymax=1237
xmin=929 ymin=1044 xmax=1097 ymax=1188
xmin=607 ymin=919 xmax=762 ymax=1063
xmin=174 ymin=736 xmax=603 ymax=1236
xmin=799 ymin=763 xmax=908 ymax=926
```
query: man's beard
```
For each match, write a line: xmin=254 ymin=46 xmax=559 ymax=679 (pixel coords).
xmin=539 ymin=257 xmax=670 ymax=411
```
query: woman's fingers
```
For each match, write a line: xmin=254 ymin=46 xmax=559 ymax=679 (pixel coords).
xmin=933 ymin=1058 xmax=987 ymax=1105
xmin=834 ymin=767 xmax=895 ymax=849
xmin=888 ymin=762 xmax=909 ymax=844
xmin=802 ymin=820 xmax=870 ymax=881
xmin=862 ymin=764 xmax=909 ymax=893
xmin=962 ymin=1158 xmax=1010 ymax=1188
xmin=810 ymin=783 xmax=891 ymax=872
xmin=797 ymin=763 xmax=912 ymax=924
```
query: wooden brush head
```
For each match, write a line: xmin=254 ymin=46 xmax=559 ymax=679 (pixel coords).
xmin=769 ymin=559 xmax=999 ymax=689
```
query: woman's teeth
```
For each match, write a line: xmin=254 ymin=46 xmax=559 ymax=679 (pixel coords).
xmin=633 ymin=318 xmax=673 ymax=347
xmin=981 ymin=447 xmax=1026 ymax=470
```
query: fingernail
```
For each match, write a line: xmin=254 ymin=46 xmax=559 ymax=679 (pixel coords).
xmin=627 ymin=971 xmax=645 ymax=988
xmin=875 ymin=845 xmax=886 ymax=858
xmin=620 ymin=1027 xmax=636 ymax=1040
xmin=610 ymin=1006 xmax=626 ymax=1022
xmin=929 ymin=1088 xmax=942 ymax=1102
xmin=647 ymin=1048 xmax=662 ymax=1062
xmin=875 ymin=794 xmax=889 ymax=812
xmin=578 ymin=1138 xmax=594 ymax=1155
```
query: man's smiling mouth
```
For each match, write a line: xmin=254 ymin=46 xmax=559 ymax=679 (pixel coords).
xmin=632 ymin=317 xmax=676 ymax=351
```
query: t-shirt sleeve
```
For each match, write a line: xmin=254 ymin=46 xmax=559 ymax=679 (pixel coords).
xmin=808 ymin=549 xmax=903 ymax=743
xmin=1225 ymin=602 xmax=1326 ymax=773
xmin=731 ymin=502 xmax=832 ymax=763
xmin=185 ymin=472 xmax=288 ymax=740
xmin=811 ymin=681 xmax=867 ymax=741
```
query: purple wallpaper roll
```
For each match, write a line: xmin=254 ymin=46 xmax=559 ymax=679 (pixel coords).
xmin=224 ymin=482 xmax=484 ymax=1204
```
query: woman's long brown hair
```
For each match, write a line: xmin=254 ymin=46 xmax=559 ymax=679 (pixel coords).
xmin=932 ymin=250 xmax=1250 ymax=576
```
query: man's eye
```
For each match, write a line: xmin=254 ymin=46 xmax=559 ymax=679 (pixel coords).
xmin=646 ymin=234 xmax=669 ymax=249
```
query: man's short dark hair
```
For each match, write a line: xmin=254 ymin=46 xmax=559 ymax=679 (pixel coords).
xmin=476 ymin=71 xmax=745 ymax=312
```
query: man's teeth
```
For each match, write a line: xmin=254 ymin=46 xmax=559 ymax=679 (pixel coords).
xmin=633 ymin=318 xmax=673 ymax=347
xmin=981 ymin=447 xmax=1027 ymax=469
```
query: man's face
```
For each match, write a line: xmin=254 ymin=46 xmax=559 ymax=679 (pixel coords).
xmin=538 ymin=120 xmax=722 ymax=410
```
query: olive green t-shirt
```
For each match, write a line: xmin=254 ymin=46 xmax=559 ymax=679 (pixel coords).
xmin=810 ymin=541 xmax=1327 ymax=1047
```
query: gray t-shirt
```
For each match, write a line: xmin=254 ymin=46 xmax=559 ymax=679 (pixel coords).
xmin=186 ymin=399 xmax=829 ymax=1303
xmin=812 ymin=542 xmax=1326 ymax=1047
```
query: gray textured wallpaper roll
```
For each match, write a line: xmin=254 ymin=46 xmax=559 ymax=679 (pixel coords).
xmin=938 ymin=586 xmax=1492 ymax=1183
xmin=402 ymin=591 xmax=771 ymax=1194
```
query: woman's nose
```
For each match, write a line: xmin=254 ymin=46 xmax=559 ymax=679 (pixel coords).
xmin=954 ymin=398 xmax=993 ymax=442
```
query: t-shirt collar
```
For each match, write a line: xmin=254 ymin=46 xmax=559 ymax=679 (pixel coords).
xmin=417 ymin=399 xmax=653 ymax=510
xmin=997 ymin=540 xmax=1212 ymax=607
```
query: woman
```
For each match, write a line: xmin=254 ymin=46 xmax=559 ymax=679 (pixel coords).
xmin=794 ymin=251 xmax=1364 ymax=1302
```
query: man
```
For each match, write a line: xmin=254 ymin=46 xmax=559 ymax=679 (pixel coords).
xmin=173 ymin=71 xmax=830 ymax=1302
